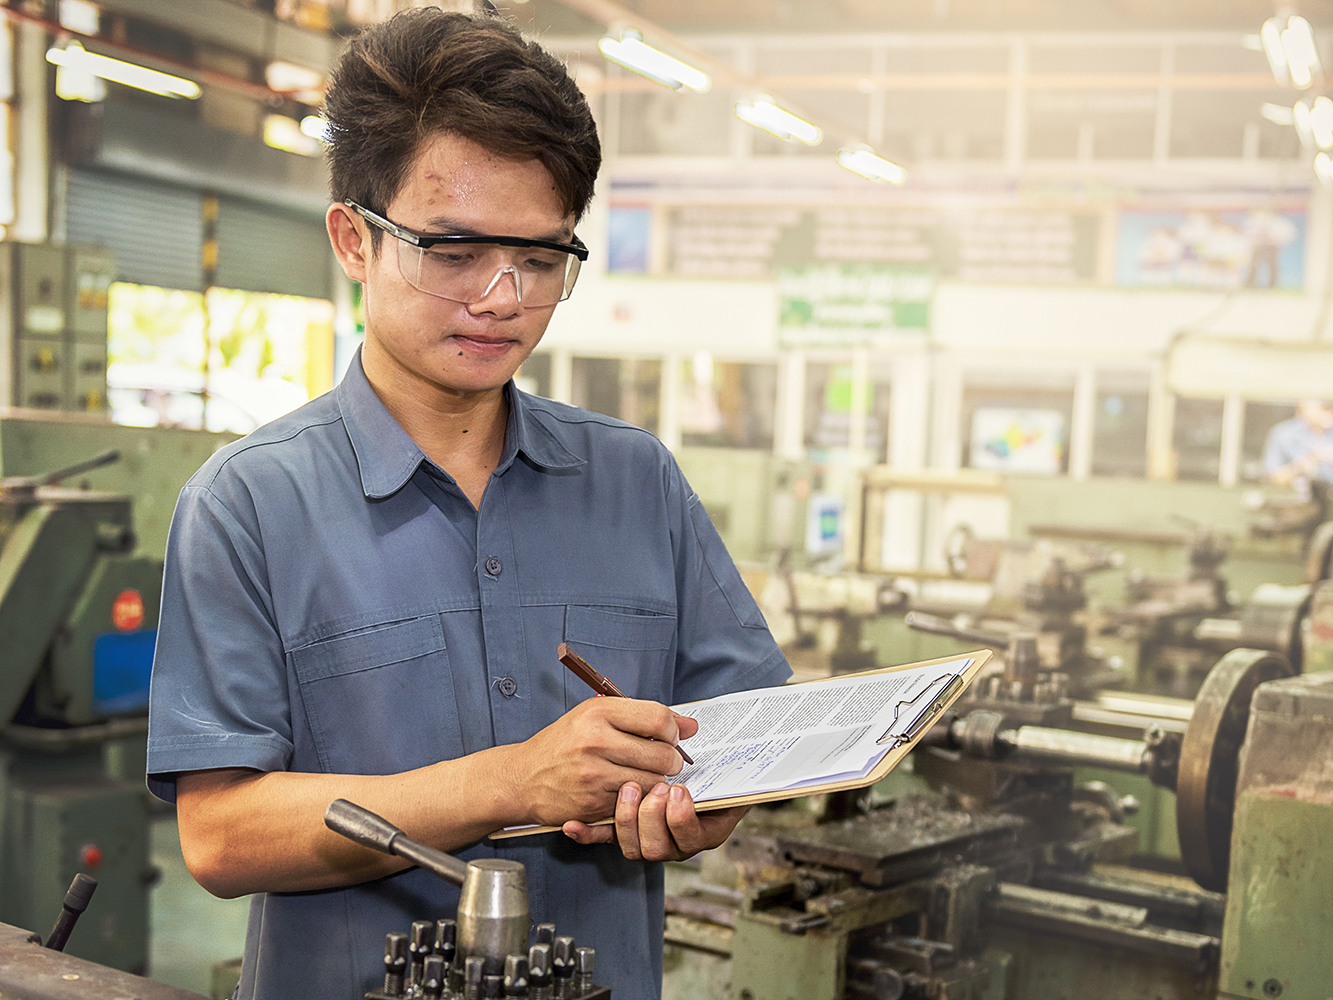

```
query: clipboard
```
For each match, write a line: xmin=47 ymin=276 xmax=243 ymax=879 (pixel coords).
xmin=488 ymin=649 xmax=990 ymax=840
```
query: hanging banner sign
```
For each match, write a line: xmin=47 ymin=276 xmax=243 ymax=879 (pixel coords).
xmin=778 ymin=265 xmax=934 ymax=346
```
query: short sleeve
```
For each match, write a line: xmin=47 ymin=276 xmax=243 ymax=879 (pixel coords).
xmin=666 ymin=458 xmax=791 ymax=704
xmin=1263 ymin=421 xmax=1296 ymax=476
xmin=146 ymin=484 xmax=294 ymax=802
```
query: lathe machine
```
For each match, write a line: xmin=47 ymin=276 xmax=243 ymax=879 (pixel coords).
xmin=662 ymin=644 xmax=1331 ymax=1000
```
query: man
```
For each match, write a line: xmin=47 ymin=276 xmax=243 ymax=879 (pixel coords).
xmin=1264 ymin=399 xmax=1333 ymax=486
xmin=146 ymin=10 xmax=789 ymax=1000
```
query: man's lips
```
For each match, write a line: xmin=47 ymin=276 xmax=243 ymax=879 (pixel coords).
xmin=451 ymin=334 xmax=518 ymax=356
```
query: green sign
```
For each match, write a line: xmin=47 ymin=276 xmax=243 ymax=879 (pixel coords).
xmin=778 ymin=265 xmax=933 ymax=346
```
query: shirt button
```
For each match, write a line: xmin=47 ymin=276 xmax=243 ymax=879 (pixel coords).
xmin=497 ymin=677 xmax=518 ymax=698
xmin=484 ymin=556 xmax=502 ymax=576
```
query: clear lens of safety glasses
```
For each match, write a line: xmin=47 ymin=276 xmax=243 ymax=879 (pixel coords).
xmin=396 ymin=240 xmax=582 ymax=308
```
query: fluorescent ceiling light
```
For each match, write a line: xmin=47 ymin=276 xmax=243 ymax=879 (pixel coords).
xmin=1260 ymin=102 xmax=1295 ymax=125
xmin=734 ymin=96 xmax=822 ymax=145
xmin=598 ymin=29 xmax=710 ymax=93
xmin=1282 ymin=15 xmax=1321 ymax=90
xmin=1312 ymin=96 xmax=1333 ymax=150
xmin=1295 ymin=99 xmax=1315 ymax=146
xmin=58 ymin=0 xmax=99 ymax=35
xmin=263 ymin=114 xmax=321 ymax=157
xmin=1261 ymin=17 xmax=1290 ymax=86
xmin=46 ymin=41 xmax=201 ymax=99
xmin=1316 ymin=151 xmax=1333 ymax=187
xmin=836 ymin=146 xmax=906 ymax=184
xmin=266 ymin=61 xmax=324 ymax=103
xmin=300 ymin=115 xmax=330 ymax=142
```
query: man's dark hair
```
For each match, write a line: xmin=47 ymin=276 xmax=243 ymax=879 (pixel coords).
xmin=323 ymin=9 xmax=601 ymax=246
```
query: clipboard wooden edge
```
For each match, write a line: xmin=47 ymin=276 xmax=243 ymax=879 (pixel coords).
xmin=487 ymin=648 xmax=992 ymax=841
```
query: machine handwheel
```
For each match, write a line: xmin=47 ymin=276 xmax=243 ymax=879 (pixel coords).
xmin=1304 ymin=520 xmax=1333 ymax=584
xmin=1175 ymin=647 xmax=1293 ymax=892
xmin=944 ymin=523 xmax=974 ymax=578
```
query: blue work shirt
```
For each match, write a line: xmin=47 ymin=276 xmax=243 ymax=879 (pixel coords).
xmin=1263 ymin=416 xmax=1333 ymax=483
xmin=147 ymin=349 xmax=790 ymax=1000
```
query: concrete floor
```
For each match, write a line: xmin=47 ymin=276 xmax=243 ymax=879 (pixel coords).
xmin=148 ymin=815 xmax=249 ymax=997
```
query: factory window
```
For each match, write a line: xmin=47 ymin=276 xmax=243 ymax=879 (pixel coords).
xmin=570 ymin=357 xmax=662 ymax=435
xmin=880 ymin=89 xmax=1007 ymax=162
xmin=1171 ymin=397 xmax=1225 ymax=481
xmin=516 ymin=353 xmax=552 ymax=399
xmin=1092 ymin=372 xmax=1151 ymax=478
xmin=803 ymin=361 xmax=892 ymax=462
xmin=1241 ymin=401 xmax=1299 ymax=482
xmin=106 ymin=282 xmax=333 ymax=434
xmin=680 ymin=356 xmax=778 ymax=450
xmin=961 ymin=374 xmax=1074 ymax=474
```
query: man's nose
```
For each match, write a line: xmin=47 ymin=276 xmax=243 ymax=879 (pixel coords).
xmin=468 ymin=265 xmax=523 ymax=317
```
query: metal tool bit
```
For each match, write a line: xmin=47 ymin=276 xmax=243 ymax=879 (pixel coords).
xmin=483 ymin=974 xmax=504 ymax=998
xmin=528 ymin=943 xmax=553 ymax=1000
xmin=535 ymin=923 xmax=556 ymax=947
xmin=383 ymin=933 xmax=409 ymax=998
xmin=409 ymin=920 xmax=434 ymax=987
xmin=434 ymin=918 xmax=457 ymax=967
xmin=573 ymin=948 xmax=595 ymax=993
xmin=552 ymin=937 xmax=575 ymax=999
xmin=422 ymin=955 xmax=445 ymax=1000
xmin=464 ymin=956 xmax=485 ymax=1000
xmin=504 ymin=954 xmax=529 ymax=997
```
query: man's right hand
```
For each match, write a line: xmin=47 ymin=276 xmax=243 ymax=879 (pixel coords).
xmin=503 ymin=698 xmax=698 ymax=827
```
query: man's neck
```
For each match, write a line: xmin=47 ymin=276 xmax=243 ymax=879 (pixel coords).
xmin=361 ymin=343 xmax=509 ymax=506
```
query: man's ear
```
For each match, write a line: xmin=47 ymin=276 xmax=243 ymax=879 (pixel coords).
xmin=327 ymin=203 xmax=369 ymax=283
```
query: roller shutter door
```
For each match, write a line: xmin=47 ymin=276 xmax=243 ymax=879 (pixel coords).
xmin=215 ymin=198 xmax=333 ymax=301
xmin=66 ymin=169 xmax=204 ymax=292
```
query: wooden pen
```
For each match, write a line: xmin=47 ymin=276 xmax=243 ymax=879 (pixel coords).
xmin=557 ymin=642 xmax=695 ymax=765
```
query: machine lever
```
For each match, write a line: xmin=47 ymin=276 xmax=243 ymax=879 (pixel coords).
xmin=325 ymin=799 xmax=469 ymax=886
xmin=44 ymin=873 xmax=97 ymax=952
xmin=904 ymin=612 xmax=1012 ymax=650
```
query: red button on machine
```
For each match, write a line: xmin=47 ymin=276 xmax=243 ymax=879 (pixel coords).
xmin=78 ymin=844 xmax=103 ymax=868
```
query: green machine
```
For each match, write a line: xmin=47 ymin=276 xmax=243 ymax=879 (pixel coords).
xmin=662 ymin=648 xmax=1333 ymax=1000
xmin=0 ymin=449 xmax=162 ymax=975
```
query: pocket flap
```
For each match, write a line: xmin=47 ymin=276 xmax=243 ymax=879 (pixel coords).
xmin=291 ymin=616 xmax=446 ymax=682
xmin=564 ymin=606 xmax=676 ymax=650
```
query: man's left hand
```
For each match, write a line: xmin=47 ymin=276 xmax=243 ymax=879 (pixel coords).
xmin=561 ymin=782 xmax=748 ymax=861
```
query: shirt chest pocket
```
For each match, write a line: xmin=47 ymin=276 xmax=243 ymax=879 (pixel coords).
xmin=562 ymin=606 xmax=678 ymax=710
xmin=289 ymin=616 xmax=462 ymax=774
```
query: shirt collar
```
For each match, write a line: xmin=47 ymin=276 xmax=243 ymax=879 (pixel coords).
xmin=338 ymin=348 xmax=584 ymax=500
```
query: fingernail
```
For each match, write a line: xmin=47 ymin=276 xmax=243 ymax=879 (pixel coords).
xmin=670 ymin=785 xmax=685 ymax=802
xmin=621 ymin=785 xmax=638 ymax=802
xmin=653 ymin=783 xmax=669 ymax=796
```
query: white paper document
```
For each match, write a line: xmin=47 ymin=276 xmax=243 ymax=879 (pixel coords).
xmin=667 ymin=656 xmax=974 ymax=804
xmin=495 ymin=655 xmax=976 ymax=835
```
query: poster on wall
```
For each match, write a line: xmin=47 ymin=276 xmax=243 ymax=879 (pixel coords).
xmin=777 ymin=265 xmax=934 ymax=346
xmin=1115 ymin=209 xmax=1306 ymax=290
xmin=969 ymin=408 xmax=1066 ymax=474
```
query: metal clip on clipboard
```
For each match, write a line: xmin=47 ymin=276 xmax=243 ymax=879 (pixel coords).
xmin=876 ymin=673 xmax=967 ymax=748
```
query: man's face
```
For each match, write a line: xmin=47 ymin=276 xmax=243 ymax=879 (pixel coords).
xmin=351 ymin=132 xmax=575 ymax=398
xmin=1298 ymin=400 xmax=1333 ymax=433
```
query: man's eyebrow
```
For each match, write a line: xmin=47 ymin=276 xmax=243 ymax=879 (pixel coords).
xmin=421 ymin=216 xmax=574 ymax=242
